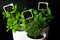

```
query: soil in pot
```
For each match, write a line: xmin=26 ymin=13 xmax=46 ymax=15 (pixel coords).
xmin=27 ymin=34 xmax=43 ymax=39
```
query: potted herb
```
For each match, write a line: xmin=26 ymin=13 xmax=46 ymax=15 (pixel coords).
xmin=2 ymin=3 xmax=27 ymax=40
xmin=2 ymin=3 xmax=53 ymax=40
xmin=25 ymin=8 xmax=53 ymax=40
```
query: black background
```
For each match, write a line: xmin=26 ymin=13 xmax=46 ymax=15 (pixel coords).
xmin=0 ymin=0 xmax=60 ymax=40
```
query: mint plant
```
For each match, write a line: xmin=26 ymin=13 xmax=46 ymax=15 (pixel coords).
xmin=2 ymin=4 xmax=26 ymax=32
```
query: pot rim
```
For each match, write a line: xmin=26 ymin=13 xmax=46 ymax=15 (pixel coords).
xmin=26 ymin=32 xmax=46 ymax=40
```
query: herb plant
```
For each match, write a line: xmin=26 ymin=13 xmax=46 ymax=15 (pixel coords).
xmin=2 ymin=4 xmax=26 ymax=32
xmin=2 ymin=3 xmax=53 ymax=39
xmin=25 ymin=8 xmax=53 ymax=39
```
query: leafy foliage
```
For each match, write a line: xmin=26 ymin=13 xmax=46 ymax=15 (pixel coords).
xmin=25 ymin=8 xmax=53 ymax=39
xmin=2 ymin=4 xmax=26 ymax=32
xmin=2 ymin=3 xmax=53 ymax=38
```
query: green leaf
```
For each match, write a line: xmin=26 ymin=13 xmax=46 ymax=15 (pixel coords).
xmin=5 ymin=11 xmax=10 ymax=18
xmin=7 ymin=18 xmax=13 ymax=23
xmin=29 ymin=8 xmax=34 ymax=12
xmin=22 ymin=19 xmax=25 ymax=24
xmin=10 ymin=25 xmax=13 ymax=29
xmin=33 ymin=10 xmax=38 ymax=15
xmin=13 ymin=20 xmax=17 ymax=25
xmin=12 ymin=29 xmax=16 ymax=32
xmin=21 ymin=13 xmax=24 ymax=18
xmin=6 ymin=29 xmax=10 ymax=32
xmin=15 ymin=12 xmax=20 ymax=19
xmin=13 ymin=24 xmax=19 ymax=30
xmin=42 ymin=17 xmax=46 ymax=21
xmin=47 ymin=8 xmax=51 ymax=15
xmin=34 ymin=15 xmax=39 ymax=22
xmin=45 ymin=14 xmax=49 ymax=16
xmin=39 ymin=12 xmax=43 ymax=19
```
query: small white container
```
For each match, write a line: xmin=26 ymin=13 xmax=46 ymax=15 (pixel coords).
xmin=12 ymin=31 xmax=27 ymax=40
xmin=26 ymin=32 xmax=46 ymax=40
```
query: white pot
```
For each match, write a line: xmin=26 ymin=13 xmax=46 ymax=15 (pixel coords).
xmin=12 ymin=31 xmax=27 ymax=40
xmin=26 ymin=32 xmax=46 ymax=40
